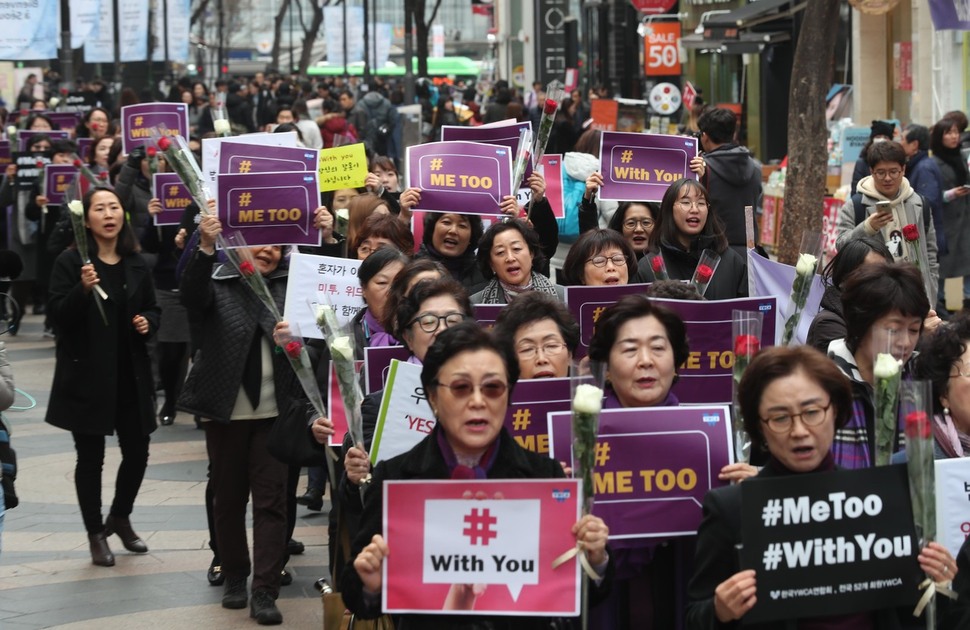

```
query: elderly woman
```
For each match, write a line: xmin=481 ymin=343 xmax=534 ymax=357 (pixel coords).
xmin=688 ymin=345 xmax=957 ymax=628
xmin=341 ymin=322 xmax=612 ymax=627
xmin=561 ymin=228 xmax=637 ymax=286
xmin=913 ymin=314 xmax=970 ymax=458
xmin=493 ymin=292 xmax=580 ymax=379
xmin=471 ymin=219 xmax=565 ymax=304
xmin=350 ymin=247 xmax=409 ymax=357
xmin=828 ymin=262 xmax=931 ymax=468
xmin=352 ymin=212 xmax=415 ymax=260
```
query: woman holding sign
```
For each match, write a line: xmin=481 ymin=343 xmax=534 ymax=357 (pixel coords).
xmin=687 ymin=345 xmax=957 ymax=628
xmin=342 ymin=322 xmax=613 ymax=626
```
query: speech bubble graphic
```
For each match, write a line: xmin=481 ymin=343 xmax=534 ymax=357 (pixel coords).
xmin=226 ymin=183 xmax=313 ymax=235
xmin=407 ymin=141 xmax=512 ymax=215
xmin=227 ymin=154 xmax=315 ymax=174
xmin=597 ymin=131 xmax=698 ymax=202
xmin=121 ymin=103 xmax=189 ymax=153
xmin=606 ymin=145 xmax=690 ymax=185
xmin=423 ymin=499 xmax=540 ymax=601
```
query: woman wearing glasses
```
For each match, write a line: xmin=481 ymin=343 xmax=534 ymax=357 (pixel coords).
xmin=471 ymin=218 xmax=565 ymax=304
xmin=342 ymin=322 xmax=613 ymax=626
xmin=688 ymin=345 xmax=957 ymax=628
xmin=912 ymin=314 xmax=970 ymax=458
xmin=607 ymin=201 xmax=660 ymax=260
xmin=560 ymin=229 xmax=637 ymax=286
xmin=634 ymin=178 xmax=748 ymax=300
xmin=493 ymin=292 xmax=579 ymax=379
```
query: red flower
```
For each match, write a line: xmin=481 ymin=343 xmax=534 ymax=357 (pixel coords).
xmin=35 ymin=160 xmax=44 ymax=169
xmin=902 ymin=223 xmax=919 ymax=242
xmin=695 ymin=264 xmax=714 ymax=284
xmin=146 ymin=146 xmax=157 ymax=158
xmin=543 ymin=99 xmax=559 ymax=116
xmin=904 ymin=411 xmax=931 ymax=440
xmin=238 ymin=260 xmax=255 ymax=276
xmin=73 ymin=159 xmax=82 ymax=168
xmin=651 ymin=255 xmax=665 ymax=274
xmin=60 ymin=87 xmax=68 ymax=96
xmin=285 ymin=340 xmax=303 ymax=359
xmin=19 ymin=109 xmax=27 ymax=117
xmin=734 ymin=334 xmax=760 ymax=357
xmin=98 ymin=172 xmax=108 ymax=181
xmin=157 ymin=136 xmax=171 ymax=151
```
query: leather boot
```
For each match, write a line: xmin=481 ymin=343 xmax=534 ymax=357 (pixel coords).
xmin=104 ymin=514 xmax=149 ymax=553
xmin=88 ymin=531 xmax=115 ymax=567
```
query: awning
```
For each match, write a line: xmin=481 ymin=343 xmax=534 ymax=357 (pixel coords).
xmin=704 ymin=0 xmax=807 ymax=36
xmin=680 ymin=30 xmax=792 ymax=54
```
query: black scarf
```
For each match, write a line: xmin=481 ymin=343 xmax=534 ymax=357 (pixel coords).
xmin=935 ymin=145 xmax=969 ymax=186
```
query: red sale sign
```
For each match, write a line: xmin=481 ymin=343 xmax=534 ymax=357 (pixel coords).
xmin=383 ymin=478 xmax=582 ymax=616
xmin=644 ymin=22 xmax=682 ymax=77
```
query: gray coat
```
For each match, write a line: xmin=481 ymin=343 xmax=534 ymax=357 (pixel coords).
xmin=933 ymin=156 xmax=970 ymax=278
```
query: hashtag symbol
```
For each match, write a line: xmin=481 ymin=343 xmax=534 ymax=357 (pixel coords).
xmin=762 ymin=543 xmax=783 ymax=571
xmin=462 ymin=508 xmax=498 ymax=546
xmin=761 ymin=498 xmax=782 ymax=527
xmin=429 ymin=158 xmax=443 ymax=171
xmin=134 ymin=116 xmax=143 ymax=126
xmin=512 ymin=408 xmax=531 ymax=431
xmin=591 ymin=306 xmax=605 ymax=323
xmin=238 ymin=160 xmax=252 ymax=174
xmin=594 ymin=441 xmax=611 ymax=466
xmin=238 ymin=192 xmax=252 ymax=207
xmin=168 ymin=185 xmax=179 ymax=196
xmin=620 ymin=150 xmax=633 ymax=163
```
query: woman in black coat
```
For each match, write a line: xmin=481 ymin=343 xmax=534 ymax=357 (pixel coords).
xmin=45 ymin=187 xmax=160 ymax=568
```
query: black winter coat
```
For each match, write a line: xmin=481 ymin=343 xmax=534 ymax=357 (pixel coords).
xmin=701 ymin=144 xmax=762 ymax=252
xmin=45 ymin=249 xmax=160 ymax=436
xmin=635 ymin=235 xmax=748 ymax=300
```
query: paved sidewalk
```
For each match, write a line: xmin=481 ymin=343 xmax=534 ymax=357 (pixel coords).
xmin=0 ymin=315 xmax=331 ymax=629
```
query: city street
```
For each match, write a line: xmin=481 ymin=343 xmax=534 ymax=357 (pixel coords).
xmin=0 ymin=314 xmax=330 ymax=629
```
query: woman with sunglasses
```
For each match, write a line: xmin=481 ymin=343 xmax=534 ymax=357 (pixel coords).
xmin=561 ymin=228 xmax=637 ymax=286
xmin=634 ymin=178 xmax=747 ymax=300
xmin=342 ymin=322 xmax=612 ymax=627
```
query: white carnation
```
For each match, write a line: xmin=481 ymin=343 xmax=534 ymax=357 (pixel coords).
xmin=795 ymin=253 xmax=818 ymax=277
xmin=573 ymin=384 xmax=603 ymax=415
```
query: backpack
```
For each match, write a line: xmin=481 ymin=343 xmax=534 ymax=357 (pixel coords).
xmin=363 ymin=97 xmax=397 ymax=156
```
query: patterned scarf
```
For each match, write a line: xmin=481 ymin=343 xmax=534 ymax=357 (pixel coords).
xmin=477 ymin=271 xmax=559 ymax=304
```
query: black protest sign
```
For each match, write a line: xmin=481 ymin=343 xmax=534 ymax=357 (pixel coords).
xmin=740 ymin=465 xmax=921 ymax=623
xmin=14 ymin=152 xmax=50 ymax=191
xmin=64 ymin=91 xmax=96 ymax=113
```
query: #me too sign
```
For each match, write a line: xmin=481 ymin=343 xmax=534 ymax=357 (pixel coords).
xmin=383 ymin=479 xmax=581 ymax=616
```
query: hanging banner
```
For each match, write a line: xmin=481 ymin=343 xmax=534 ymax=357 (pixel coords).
xmin=323 ymin=6 xmax=364 ymax=68
xmin=0 ymin=0 xmax=58 ymax=60
xmin=150 ymin=0 xmax=191 ymax=62
xmin=119 ymin=0 xmax=149 ymax=62
xmin=84 ymin=0 xmax=114 ymax=64
xmin=70 ymin=0 xmax=103 ymax=49
xmin=928 ymin=0 xmax=970 ymax=30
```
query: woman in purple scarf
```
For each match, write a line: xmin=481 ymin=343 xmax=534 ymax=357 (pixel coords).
xmin=349 ymin=247 xmax=409 ymax=357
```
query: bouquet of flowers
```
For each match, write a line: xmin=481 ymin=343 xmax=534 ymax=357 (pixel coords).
xmin=781 ymin=232 xmax=822 ymax=346
xmin=66 ymin=180 xmax=109 ymax=326
xmin=902 ymin=222 xmax=935 ymax=306
xmin=146 ymin=145 xmax=159 ymax=179
xmin=732 ymin=310 xmax=763 ymax=464
xmin=531 ymin=80 xmax=565 ymax=166
xmin=511 ymin=126 xmax=533 ymax=193
xmin=690 ymin=249 xmax=720 ymax=297
xmin=648 ymin=253 xmax=669 ymax=281
xmin=212 ymin=105 xmax=232 ymax=137
xmin=148 ymin=126 xmax=213 ymax=212
xmin=872 ymin=343 xmax=902 ymax=467
xmin=219 ymin=231 xmax=282 ymax=322
xmin=315 ymin=302 xmax=365 ymax=450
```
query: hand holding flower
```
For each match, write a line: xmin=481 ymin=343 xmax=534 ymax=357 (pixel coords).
xmin=80 ymin=263 xmax=100 ymax=293
xmin=132 ymin=314 xmax=149 ymax=335
xmin=572 ymin=514 xmax=609 ymax=567
xmin=198 ymin=214 xmax=222 ymax=253
xmin=311 ymin=416 xmax=335 ymax=446
xmin=344 ymin=445 xmax=371 ymax=484
xmin=918 ymin=541 xmax=958 ymax=584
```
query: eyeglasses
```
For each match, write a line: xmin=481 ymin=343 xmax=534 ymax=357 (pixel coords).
xmin=676 ymin=199 xmax=709 ymax=211
xmin=760 ymin=403 xmax=832 ymax=434
xmin=435 ymin=379 xmax=508 ymax=399
xmin=623 ymin=218 xmax=654 ymax=231
xmin=357 ymin=243 xmax=386 ymax=256
xmin=872 ymin=168 xmax=903 ymax=179
xmin=517 ymin=341 xmax=566 ymax=360
xmin=409 ymin=311 xmax=466 ymax=333
xmin=587 ymin=254 xmax=629 ymax=268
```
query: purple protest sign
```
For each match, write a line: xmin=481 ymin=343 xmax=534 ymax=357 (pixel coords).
xmin=18 ymin=130 xmax=70 ymax=152
xmin=47 ymin=112 xmax=82 ymax=135
xmin=473 ymin=304 xmax=505 ymax=328
xmin=548 ymin=405 xmax=733 ymax=540
xmin=77 ymin=138 xmax=93 ymax=162
xmin=153 ymin=173 xmax=193 ymax=226
xmin=121 ymin=103 xmax=190 ymax=154
xmin=565 ymin=286 xmax=777 ymax=403
xmin=598 ymin=131 xmax=698 ymax=202
xmin=505 ymin=377 xmax=571 ymax=456
xmin=440 ymin=119 xmax=533 ymax=181
xmin=406 ymin=141 xmax=512 ymax=216
xmin=365 ymin=346 xmax=411 ymax=394
xmin=44 ymin=165 xmax=79 ymax=205
xmin=218 ymin=141 xmax=319 ymax=175
xmin=217 ymin=171 xmax=321 ymax=247
xmin=0 ymin=141 xmax=11 ymax=169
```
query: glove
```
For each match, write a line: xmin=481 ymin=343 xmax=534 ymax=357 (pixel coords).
xmin=126 ymin=145 xmax=147 ymax=168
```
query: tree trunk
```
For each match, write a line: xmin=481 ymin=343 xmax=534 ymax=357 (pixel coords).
xmin=271 ymin=0 xmax=292 ymax=73
xmin=190 ymin=0 xmax=212 ymax=27
xmin=778 ymin=0 xmax=841 ymax=265
xmin=413 ymin=0 xmax=444 ymax=77
xmin=299 ymin=5 xmax=325 ymax=75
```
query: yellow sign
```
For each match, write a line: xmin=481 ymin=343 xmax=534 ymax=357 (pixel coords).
xmin=318 ymin=143 xmax=368 ymax=192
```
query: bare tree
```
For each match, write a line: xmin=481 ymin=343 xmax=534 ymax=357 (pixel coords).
xmin=190 ymin=0 xmax=212 ymax=26
xmin=295 ymin=0 xmax=331 ymax=75
xmin=778 ymin=0 xmax=841 ymax=264
xmin=412 ymin=0 xmax=445 ymax=78
xmin=270 ymin=0 xmax=293 ymax=72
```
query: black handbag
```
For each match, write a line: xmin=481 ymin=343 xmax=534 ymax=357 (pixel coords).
xmin=267 ymin=402 xmax=330 ymax=467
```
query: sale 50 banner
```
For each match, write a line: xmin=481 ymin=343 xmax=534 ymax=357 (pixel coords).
xmin=383 ymin=479 xmax=581 ymax=616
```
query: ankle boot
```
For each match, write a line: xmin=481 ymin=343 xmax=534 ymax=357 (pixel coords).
xmin=88 ymin=531 xmax=115 ymax=567
xmin=104 ymin=514 xmax=149 ymax=553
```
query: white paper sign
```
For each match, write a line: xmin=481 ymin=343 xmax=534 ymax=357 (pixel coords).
xmin=283 ymin=252 xmax=364 ymax=338
xmin=370 ymin=360 xmax=435 ymax=465
xmin=201 ymin=132 xmax=297 ymax=190
xmin=935 ymin=457 xmax=970 ymax=559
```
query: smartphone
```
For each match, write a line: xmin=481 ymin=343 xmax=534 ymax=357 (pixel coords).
xmin=874 ymin=200 xmax=892 ymax=214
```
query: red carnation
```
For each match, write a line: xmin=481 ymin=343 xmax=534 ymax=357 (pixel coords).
xmin=157 ymin=136 xmax=171 ymax=151
xmin=60 ymin=87 xmax=68 ymax=96
xmin=146 ymin=146 xmax=157 ymax=158
xmin=98 ymin=172 xmax=108 ymax=181
xmin=73 ymin=159 xmax=82 ymax=168
xmin=902 ymin=223 xmax=919 ymax=242
xmin=543 ymin=99 xmax=559 ymax=115
xmin=734 ymin=334 xmax=760 ymax=357
xmin=285 ymin=340 xmax=303 ymax=359
xmin=19 ymin=109 xmax=27 ymax=117
xmin=695 ymin=264 xmax=714 ymax=284
xmin=904 ymin=411 xmax=931 ymax=440
xmin=238 ymin=260 xmax=255 ymax=276
xmin=651 ymin=255 xmax=665 ymax=273
xmin=35 ymin=160 xmax=44 ymax=169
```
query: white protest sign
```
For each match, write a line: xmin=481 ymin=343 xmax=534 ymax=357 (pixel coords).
xmin=283 ymin=252 xmax=364 ymax=338
xmin=370 ymin=360 xmax=435 ymax=465
xmin=935 ymin=457 xmax=970 ymax=559
xmin=201 ymin=132 xmax=297 ymax=189
xmin=423 ymin=499 xmax=541 ymax=601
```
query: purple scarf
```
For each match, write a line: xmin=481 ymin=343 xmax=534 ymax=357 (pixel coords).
xmin=436 ymin=429 xmax=500 ymax=479
xmin=363 ymin=309 xmax=397 ymax=348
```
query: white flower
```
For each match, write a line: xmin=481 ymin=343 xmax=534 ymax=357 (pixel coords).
xmin=335 ymin=207 xmax=350 ymax=221
xmin=331 ymin=335 xmax=355 ymax=361
xmin=68 ymin=200 xmax=84 ymax=217
xmin=873 ymin=353 xmax=901 ymax=379
xmin=213 ymin=118 xmax=231 ymax=136
xmin=573 ymin=384 xmax=603 ymax=415
xmin=5 ymin=125 xmax=15 ymax=138
xmin=795 ymin=253 xmax=818 ymax=276
xmin=49 ymin=97 xmax=60 ymax=108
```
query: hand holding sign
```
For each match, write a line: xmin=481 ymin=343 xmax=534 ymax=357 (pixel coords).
xmin=714 ymin=569 xmax=758 ymax=623
xmin=356 ymin=534 xmax=390 ymax=595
